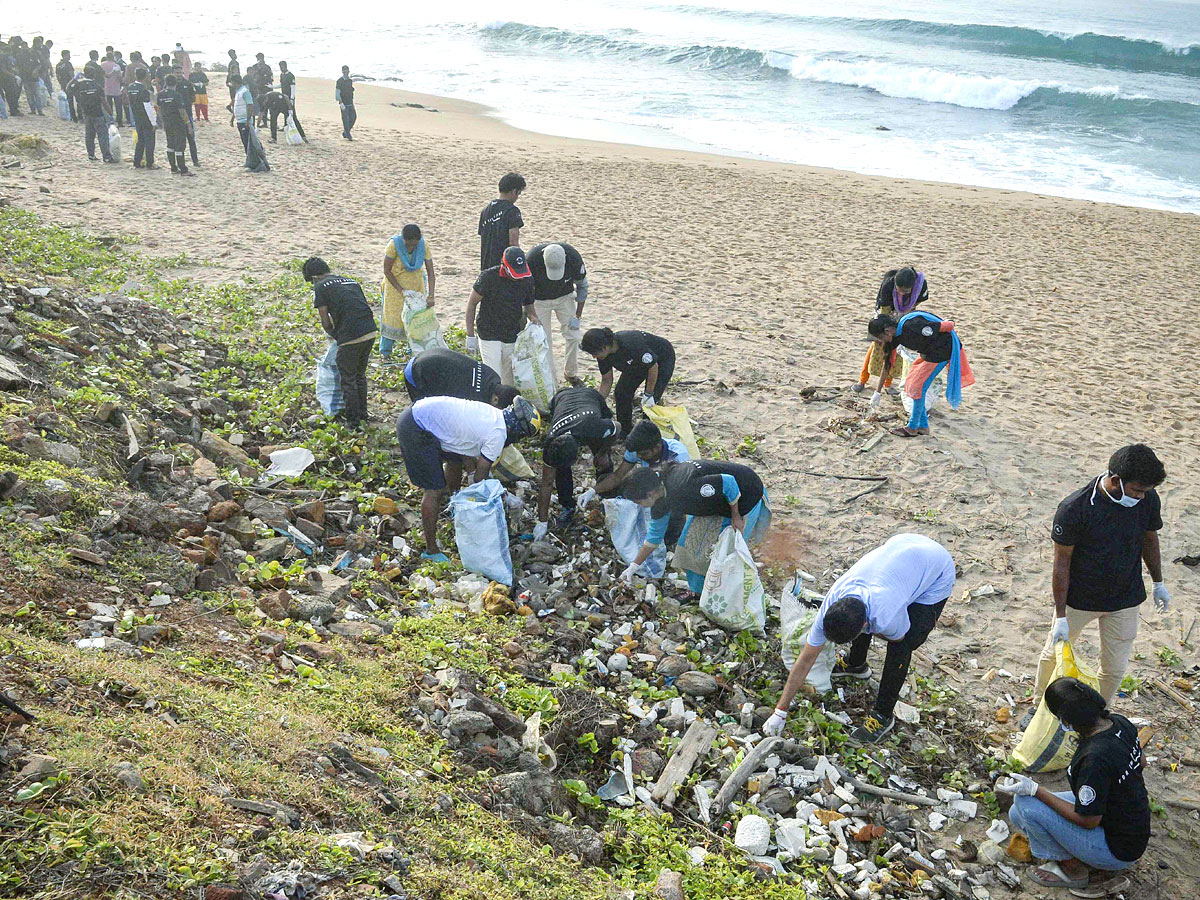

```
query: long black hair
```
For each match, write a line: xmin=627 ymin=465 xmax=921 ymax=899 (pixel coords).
xmin=1044 ymin=677 xmax=1108 ymax=732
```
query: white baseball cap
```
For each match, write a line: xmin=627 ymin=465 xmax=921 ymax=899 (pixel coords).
xmin=544 ymin=243 xmax=566 ymax=281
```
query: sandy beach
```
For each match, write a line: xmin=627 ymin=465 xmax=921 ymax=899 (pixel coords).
xmin=4 ymin=73 xmax=1200 ymax=841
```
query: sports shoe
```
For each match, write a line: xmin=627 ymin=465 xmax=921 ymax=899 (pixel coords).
xmin=851 ymin=382 xmax=865 ymax=394
xmin=850 ymin=714 xmax=895 ymax=744
xmin=831 ymin=658 xmax=872 ymax=681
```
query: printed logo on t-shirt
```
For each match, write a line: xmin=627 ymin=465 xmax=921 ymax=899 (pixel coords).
xmin=1078 ymin=785 xmax=1097 ymax=805
xmin=1053 ymin=524 xmax=1063 ymax=535
xmin=699 ymin=484 xmax=716 ymax=498
xmin=921 ymin=326 xmax=934 ymax=337
xmin=641 ymin=353 xmax=654 ymax=364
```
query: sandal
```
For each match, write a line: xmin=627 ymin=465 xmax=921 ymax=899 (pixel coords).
xmin=1069 ymin=875 xmax=1132 ymax=898
xmin=1029 ymin=862 xmax=1089 ymax=889
xmin=889 ymin=427 xmax=921 ymax=437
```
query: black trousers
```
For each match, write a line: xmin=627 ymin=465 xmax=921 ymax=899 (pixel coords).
xmin=554 ymin=437 xmax=615 ymax=509
xmin=336 ymin=339 xmax=372 ymax=424
xmin=185 ymin=114 xmax=198 ymax=165
xmin=132 ymin=116 xmax=155 ymax=166
xmin=845 ymin=598 xmax=947 ymax=718
xmin=613 ymin=346 xmax=675 ymax=435
xmin=269 ymin=107 xmax=306 ymax=142
xmin=164 ymin=119 xmax=189 ymax=172
xmin=237 ymin=122 xmax=250 ymax=151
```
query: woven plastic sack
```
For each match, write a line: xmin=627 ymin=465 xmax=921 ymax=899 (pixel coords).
xmin=402 ymin=291 xmax=446 ymax=354
xmin=492 ymin=445 xmax=534 ymax=483
xmin=315 ymin=340 xmax=343 ymax=415
xmin=1013 ymin=641 xmax=1099 ymax=773
xmin=57 ymin=91 xmax=71 ymax=120
xmin=108 ymin=124 xmax=123 ymax=162
xmin=780 ymin=582 xmax=836 ymax=692
xmin=513 ymin=323 xmax=556 ymax=413
xmin=644 ymin=404 xmax=701 ymax=460
xmin=451 ymin=479 xmax=513 ymax=586
xmin=700 ymin=527 xmax=765 ymax=635
xmin=603 ymin=498 xmax=666 ymax=578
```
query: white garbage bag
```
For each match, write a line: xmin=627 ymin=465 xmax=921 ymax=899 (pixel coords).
xmin=897 ymin=346 xmax=943 ymax=415
xmin=604 ymin=498 xmax=666 ymax=578
xmin=513 ymin=323 xmax=556 ymax=413
xmin=451 ymin=479 xmax=513 ymax=586
xmin=780 ymin=581 xmax=836 ymax=692
xmin=315 ymin=340 xmax=343 ymax=416
xmin=108 ymin=124 xmax=123 ymax=162
xmin=57 ymin=91 xmax=71 ymax=121
xmin=284 ymin=114 xmax=304 ymax=145
xmin=699 ymin=527 xmax=766 ymax=635
xmin=402 ymin=290 xmax=446 ymax=354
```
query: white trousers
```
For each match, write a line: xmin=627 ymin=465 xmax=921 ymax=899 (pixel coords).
xmin=533 ymin=292 xmax=581 ymax=382
xmin=479 ymin=339 xmax=515 ymax=386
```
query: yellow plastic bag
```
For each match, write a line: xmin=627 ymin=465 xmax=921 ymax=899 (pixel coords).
xmin=644 ymin=404 xmax=701 ymax=460
xmin=1013 ymin=641 xmax=1099 ymax=773
xmin=493 ymin=445 xmax=534 ymax=482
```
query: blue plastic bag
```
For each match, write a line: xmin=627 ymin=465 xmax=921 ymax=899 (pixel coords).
xmin=315 ymin=340 xmax=343 ymax=415
xmin=451 ymin=479 xmax=513 ymax=586
xmin=603 ymin=498 xmax=666 ymax=578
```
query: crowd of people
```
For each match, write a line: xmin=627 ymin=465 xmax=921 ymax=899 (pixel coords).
xmin=4 ymin=28 xmax=1173 ymax=892
xmin=0 ymin=33 xmax=350 ymax=171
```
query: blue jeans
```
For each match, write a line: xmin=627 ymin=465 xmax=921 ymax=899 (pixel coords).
xmin=85 ymin=115 xmax=113 ymax=161
xmin=1009 ymin=792 xmax=1131 ymax=871
xmin=906 ymin=360 xmax=948 ymax=431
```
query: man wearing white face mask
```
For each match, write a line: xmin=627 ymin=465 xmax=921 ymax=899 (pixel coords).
xmin=1031 ymin=444 xmax=1168 ymax=709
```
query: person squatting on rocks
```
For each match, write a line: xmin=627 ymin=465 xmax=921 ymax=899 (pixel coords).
xmin=765 ymin=533 xmax=956 ymax=745
xmin=535 ymin=386 xmax=621 ymax=540
xmin=304 ymin=257 xmax=377 ymax=428
xmin=396 ymin=396 xmax=540 ymax=562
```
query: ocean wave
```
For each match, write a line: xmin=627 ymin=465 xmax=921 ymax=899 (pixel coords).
xmin=667 ymin=7 xmax=1200 ymax=75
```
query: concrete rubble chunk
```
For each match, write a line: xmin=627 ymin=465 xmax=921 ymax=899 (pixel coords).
xmin=654 ymin=868 xmax=685 ymax=900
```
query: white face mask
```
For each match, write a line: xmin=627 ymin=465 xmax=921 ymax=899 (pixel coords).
xmin=1105 ymin=474 xmax=1141 ymax=508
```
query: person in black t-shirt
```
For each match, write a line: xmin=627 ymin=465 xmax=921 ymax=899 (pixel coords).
xmin=335 ymin=65 xmax=356 ymax=139
xmin=304 ymin=257 xmax=378 ymax=427
xmin=127 ymin=69 xmax=156 ymax=169
xmin=225 ymin=49 xmax=241 ymax=103
xmin=190 ymin=64 xmax=209 ymax=120
xmin=276 ymin=61 xmax=306 ymax=142
xmin=581 ymin=327 xmax=675 ymax=435
xmin=403 ymin=347 xmax=517 ymax=408
xmin=72 ymin=65 xmax=115 ymax=162
xmin=1029 ymin=445 xmax=1167 ymax=707
xmin=465 ymin=246 xmax=541 ymax=386
xmin=478 ymin=173 xmax=526 ymax=270
xmin=56 ymin=50 xmax=77 ymax=121
xmin=621 ymin=460 xmax=768 ymax=588
xmin=865 ymin=310 xmax=974 ymax=437
xmin=535 ymin=387 xmax=620 ymax=539
xmin=854 ymin=266 xmax=930 ymax=394
xmin=999 ymin=677 xmax=1149 ymax=890
xmin=528 ymin=242 xmax=589 ymax=385
xmin=170 ymin=66 xmax=199 ymax=167
xmin=158 ymin=75 xmax=193 ymax=176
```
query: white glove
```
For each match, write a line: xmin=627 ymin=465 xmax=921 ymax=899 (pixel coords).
xmin=641 ymin=394 xmax=656 ymax=410
xmin=532 ymin=521 xmax=548 ymax=541
xmin=1050 ymin=616 xmax=1070 ymax=643
xmin=868 ymin=391 xmax=882 ymax=410
xmin=465 ymin=336 xmax=478 ymax=353
xmin=620 ymin=563 xmax=640 ymax=583
xmin=996 ymin=774 xmax=1038 ymax=797
xmin=763 ymin=708 xmax=787 ymax=737
xmin=568 ymin=316 xmax=581 ymax=331
xmin=1153 ymin=582 xmax=1170 ymax=613
xmin=577 ymin=488 xmax=597 ymax=507
xmin=338 ymin=102 xmax=346 ymax=111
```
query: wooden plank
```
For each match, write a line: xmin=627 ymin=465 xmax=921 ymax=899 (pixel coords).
xmin=651 ymin=719 xmax=718 ymax=807
xmin=711 ymin=736 xmax=781 ymax=817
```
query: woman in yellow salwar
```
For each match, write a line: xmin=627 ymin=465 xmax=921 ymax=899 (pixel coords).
xmin=380 ymin=223 xmax=436 ymax=365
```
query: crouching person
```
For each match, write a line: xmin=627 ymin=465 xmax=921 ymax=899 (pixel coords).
xmin=397 ymin=395 xmax=540 ymax=562
xmin=999 ymin=677 xmax=1148 ymax=893
xmin=764 ymin=533 xmax=955 ymax=744
xmin=535 ymin=386 xmax=621 ymax=540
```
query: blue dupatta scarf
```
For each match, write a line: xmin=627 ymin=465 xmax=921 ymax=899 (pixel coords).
xmin=392 ymin=234 xmax=426 ymax=272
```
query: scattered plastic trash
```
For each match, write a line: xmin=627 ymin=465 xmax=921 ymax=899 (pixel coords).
xmin=265 ymin=447 xmax=316 ymax=477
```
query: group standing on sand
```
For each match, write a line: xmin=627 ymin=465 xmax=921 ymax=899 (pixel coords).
xmin=6 ymin=25 xmax=1175 ymax=891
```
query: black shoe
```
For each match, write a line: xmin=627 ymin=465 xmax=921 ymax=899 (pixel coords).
xmin=88 ymin=156 xmax=99 ymax=161
xmin=177 ymin=170 xmax=195 ymax=176
xmin=133 ymin=164 xmax=143 ymax=169
xmin=145 ymin=164 xmax=159 ymax=170
xmin=849 ymin=714 xmax=895 ymax=744
xmin=831 ymin=658 xmax=872 ymax=681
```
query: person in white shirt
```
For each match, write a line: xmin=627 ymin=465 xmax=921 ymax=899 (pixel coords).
xmin=230 ymin=73 xmax=254 ymax=150
xmin=396 ymin=396 xmax=540 ymax=562
xmin=765 ymin=533 xmax=956 ymax=744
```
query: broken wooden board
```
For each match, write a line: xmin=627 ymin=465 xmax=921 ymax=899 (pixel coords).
xmin=651 ymin=719 xmax=718 ymax=807
xmin=712 ymin=736 xmax=781 ymax=817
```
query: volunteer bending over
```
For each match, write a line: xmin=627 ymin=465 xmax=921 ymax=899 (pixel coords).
xmin=765 ymin=534 xmax=955 ymax=744
xmin=536 ymin=386 xmax=621 ymax=539
xmin=403 ymin=347 xmax=518 ymax=408
xmin=854 ymin=266 xmax=929 ymax=394
xmin=597 ymin=420 xmax=691 ymax=545
xmin=581 ymin=328 xmax=675 ymax=436
xmin=621 ymin=460 xmax=767 ymax=591
xmin=396 ymin=396 xmax=540 ymax=562
xmin=866 ymin=310 xmax=974 ymax=437
xmin=999 ymin=677 xmax=1149 ymax=892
